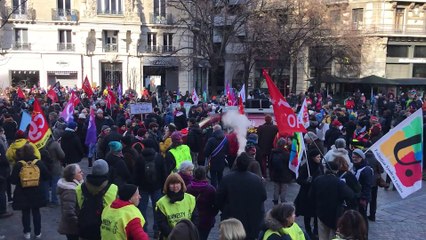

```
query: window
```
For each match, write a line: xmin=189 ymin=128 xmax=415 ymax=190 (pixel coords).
xmin=57 ymin=0 xmax=70 ymax=15
xmin=14 ymin=28 xmax=29 ymax=50
xmin=147 ymin=33 xmax=157 ymax=52
xmin=387 ymin=45 xmax=409 ymax=58
xmin=154 ymin=0 xmax=166 ymax=18
xmin=103 ymin=30 xmax=118 ymax=52
xmin=13 ymin=0 xmax=27 ymax=14
xmin=98 ymin=0 xmax=122 ymax=15
xmin=386 ymin=64 xmax=410 ymax=78
xmin=395 ymin=8 xmax=405 ymax=32
xmin=58 ymin=30 xmax=73 ymax=51
xmin=163 ymin=33 xmax=173 ymax=52
xmin=414 ymin=46 xmax=426 ymax=58
xmin=413 ymin=64 xmax=426 ymax=77
xmin=352 ymin=8 xmax=363 ymax=30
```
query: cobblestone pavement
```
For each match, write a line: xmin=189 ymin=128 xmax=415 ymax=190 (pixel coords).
xmin=1 ymin=159 xmax=425 ymax=239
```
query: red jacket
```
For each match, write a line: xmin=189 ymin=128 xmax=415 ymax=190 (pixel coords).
xmin=110 ymin=199 xmax=149 ymax=240
xmin=226 ymin=132 xmax=239 ymax=157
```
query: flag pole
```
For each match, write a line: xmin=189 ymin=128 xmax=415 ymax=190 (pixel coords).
xmin=306 ymin=132 xmax=333 ymax=170
xmin=303 ymin=147 xmax=311 ymax=177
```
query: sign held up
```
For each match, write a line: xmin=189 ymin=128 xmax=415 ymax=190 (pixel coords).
xmin=130 ymin=103 xmax=153 ymax=114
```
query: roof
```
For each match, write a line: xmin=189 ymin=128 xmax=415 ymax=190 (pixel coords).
xmin=309 ymin=75 xmax=426 ymax=86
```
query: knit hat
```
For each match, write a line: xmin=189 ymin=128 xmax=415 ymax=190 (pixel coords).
xmin=109 ymin=141 xmax=122 ymax=152
xmin=335 ymin=138 xmax=346 ymax=149
xmin=67 ymin=121 xmax=77 ymax=129
xmin=92 ymin=159 xmax=109 ymax=176
xmin=96 ymin=109 xmax=103 ymax=114
xmin=101 ymin=125 xmax=111 ymax=132
xmin=247 ymin=133 xmax=258 ymax=145
xmin=352 ymin=149 xmax=365 ymax=159
xmin=118 ymin=184 xmax=138 ymax=201
xmin=171 ymin=131 xmax=183 ymax=143
xmin=15 ymin=130 xmax=26 ymax=139
xmin=78 ymin=113 xmax=86 ymax=119
xmin=332 ymin=119 xmax=342 ymax=127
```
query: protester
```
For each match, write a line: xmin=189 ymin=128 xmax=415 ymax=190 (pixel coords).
xmin=178 ymin=160 xmax=194 ymax=186
xmin=105 ymin=141 xmax=132 ymax=187
xmin=204 ymin=125 xmax=228 ymax=188
xmin=257 ymin=114 xmax=278 ymax=177
xmin=334 ymin=210 xmax=367 ymax=240
xmin=165 ymin=131 xmax=192 ymax=173
xmin=269 ymin=138 xmax=292 ymax=204
xmin=6 ymin=130 xmax=40 ymax=165
xmin=168 ymin=219 xmax=200 ymax=240
xmin=60 ymin=121 xmax=84 ymax=165
xmin=219 ymin=218 xmax=246 ymax=240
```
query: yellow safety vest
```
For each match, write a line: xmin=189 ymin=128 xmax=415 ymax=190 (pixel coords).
xmin=76 ymin=183 xmax=118 ymax=209
xmin=263 ymin=223 xmax=305 ymax=240
xmin=155 ymin=193 xmax=196 ymax=228
xmin=169 ymin=145 xmax=192 ymax=171
xmin=100 ymin=203 xmax=145 ymax=240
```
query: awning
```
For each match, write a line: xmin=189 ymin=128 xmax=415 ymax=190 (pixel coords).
xmin=309 ymin=75 xmax=426 ymax=86
xmin=47 ymin=71 xmax=78 ymax=76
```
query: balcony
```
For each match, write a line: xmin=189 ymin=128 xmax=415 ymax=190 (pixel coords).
xmin=4 ymin=7 xmax=35 ymax=21
xmin=13 ymin=42 xmax=31 ymax=50
xmin=145 ymin=45 xmax=161 ymax=53
xmin=148 ymin=14 xmax=174 ymax=25
xmin=103 ymin=44 xmax=118 ymax=52
xmin=52 ymin=8 xmax=79 ymax=22
xmin=57 ymin=43 xmax=75 ymax=51
xmin=97 ymin=9 xmax=123 ymax=15
xmin=162 ymin=45 xmax=176 ymax=53
xmin=361 ymin=24 xmax=426 ymax=35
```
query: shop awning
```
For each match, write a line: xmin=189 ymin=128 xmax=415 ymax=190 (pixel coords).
xmin=47 ymin=71 xmax=78 ymax=75
xmin=309 ymin=75 xmax=426 ymax=86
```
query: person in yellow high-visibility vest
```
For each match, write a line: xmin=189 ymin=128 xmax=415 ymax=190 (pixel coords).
xmin=261 ymin=203 xmax=309 ymax=240
xmin=155 ymin=173 xmax=198 ymax=239
xmin=165 ymin=132 xmax=192 ymax=173
xmin=101 ymin=184 xmax=149 ymax=240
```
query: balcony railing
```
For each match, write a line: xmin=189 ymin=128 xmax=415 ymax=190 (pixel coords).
xmin=145 ymin=45 xmax=161 ymax=53
xmin=142 ymin=45 xmax=177 ymax=54
xmin=162 ymin=45 xmax=176 ymax=53
xmin=356 ymin=24 xmax=426 ymax=35
xmin=104 ymin=44 xmax=118 ymax=52
xmin=5 ymin=7 xmax=35 ymax=21
xmin=52 ymin=8 xmax=79 ymax=21
xmin=97 ymin=9 xmax=123 ymax=15
xmin=13 ymin=42 xmax=31 ymax=50
xmin=57 ymin=43 xmax=75 ymax=51
xmin=148 ymin=14 xmax=174 ymax=25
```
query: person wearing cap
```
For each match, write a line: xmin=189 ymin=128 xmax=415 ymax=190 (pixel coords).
xmin=166 ymin=131 xmax=192 ymax=174
xmin=155 ymin=173 xmax=198 ymax=239
xmin=311 ymin=161 xmax=355 ymax=240
xmin=101 ymin=184 xmax=149 ymax=240
xmin=204 ymin=125 xmax=228 ymax=188
xmin=257 ymin=115 xmax=278 ymax=178
xmin=105 ymin=141 xmax=131 ymax=187
xmin=351 ymin=149 xmax=373 ymax=232
xmin=6 ymin=130 xmax=41 ymax=165
xmin=76 ymin=159 xmax=118 ymax=240
xmin=60 ymin=121 xmax=84 ymax=165
xmin=324 ymin=119 xmax=344 ymax=151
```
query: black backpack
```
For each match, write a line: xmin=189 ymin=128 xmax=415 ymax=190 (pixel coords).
xmin=144 ymin=154 xmax=158 ymax=185
xmin=78 ymin=183 xmax=110 ymax=240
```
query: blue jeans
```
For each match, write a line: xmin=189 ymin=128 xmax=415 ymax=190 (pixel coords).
xmin=41 ymin=176 xmax=60 ymax=204
xmin=138 ymin=189 xmax=162 ymax=232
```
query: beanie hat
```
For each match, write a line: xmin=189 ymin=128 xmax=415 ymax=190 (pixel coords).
xmin=118 ymin=184 xmax=138 ymax=201
xmin=247 ymin=133 xmax=258 ymax=145
xmin=15 ymin=130 xmax=26 ymax=139
xmin=171 ymin=131 xmax=183 ymax=143
xmin=101 ymin=125 xmax=111 ymax=132
xmin=92 ymin=159 xmax=109 ymax=176
xmin=67 ymin=121 xmax=77 ymax=129
xmin=96 ymin=109 xmax=103 ymax=114
xmin=109 ymin=141 xmax=122 ymax=152
xmin=352 ymin=149 xmax=365 ymax=159
xmin=335 ymin=138 xmax=346 ymax=149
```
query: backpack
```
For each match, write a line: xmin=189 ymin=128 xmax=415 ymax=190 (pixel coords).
xmin=78 ymin=183 xmax=110 ymax=239
xmin=144 ymin=154 xmax=158 ymax=184
xmin=19 ymin=160 xmax=40 ymax=188
xmin=132 ymin=141 xmax=145 ymax=154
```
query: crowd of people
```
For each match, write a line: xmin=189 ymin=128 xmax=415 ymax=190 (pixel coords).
xmin=0 ymin=84 xmax=425 ymax=240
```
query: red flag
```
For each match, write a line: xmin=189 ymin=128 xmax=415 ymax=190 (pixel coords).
xmin=238 ymin=95 xmax=244 ymax=114
xmin=47 ymin=89 xmax=58 ymax=103
xmin=82 ymin=76 xmax=94 ymax=97
xmin=262 ymin=69 xmax=306 ymax=136
xmin=106 ymin=89 xmax=117 ymax=109
xmin=70 ymin=91 xmax=80 ymax=106
xmin=28 ymin=99 xmax=52 ymax=149
xmin=17 ymin=87 xmax=25 ymax=99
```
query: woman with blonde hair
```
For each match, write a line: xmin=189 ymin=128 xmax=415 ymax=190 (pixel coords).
xmin=156 ymin=173 xmax=198 ymax=239
xmin=219 ymin=218 xmax=246 ymax=240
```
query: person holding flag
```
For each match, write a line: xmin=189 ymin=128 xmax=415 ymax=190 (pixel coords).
xmin=85 ymin=108 xmax=97 ymax=167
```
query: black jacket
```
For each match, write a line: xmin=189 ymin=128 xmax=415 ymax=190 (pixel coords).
xmin=187 ymin=124 xmax=203 ymax=153
xmin=269 ymin=148 xmax=293 ymax=183
xmin=105 ymin=153 xmax=132 ymax=187
xmin=324 ymin=126 xmax=342 ymax=150
xmin=61 ymin=129 xmax=84 ymax=164
xmin=204 ymin=130 xmax=228 ymax=171
xmin=216 ymin=170 xmax=267 ymax=240
xmin=353 ymin=160 xmax=373 ymax=202
xmin=134 ymin=148 xmax=167 ymax=193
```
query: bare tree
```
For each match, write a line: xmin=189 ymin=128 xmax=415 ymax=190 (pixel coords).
xmin=0 ymin=0 xmax=30 ymax=29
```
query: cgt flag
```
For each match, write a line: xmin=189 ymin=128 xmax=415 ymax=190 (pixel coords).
xmin=82 ymin=76 xmax=94 ymax=97
xmin=28 ymin=99 xmax=52 ymax=149
xmin=369 ymin=108 xmax=423 ymax=199
xmin=47 ymin=88 xmax=58 ymax=103
xmin=17 ymin=87 xmax=26 ymax=99
xmin=263 ymin=69 xmax=306 ymax=136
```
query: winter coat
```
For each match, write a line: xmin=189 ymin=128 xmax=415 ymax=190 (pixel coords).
xmin=353 ymin=161 xmax=373 ymax=202
xmin=257 ymin=122 xmax=278 ymax=156
xmin=61 ymin=129 xmax=84 ymax=164
xmin=216 ymin=170 xmax=267 ymax=240
xmin=105 ymin=153 xmax=132 ymax=187
xmin=168 ymin=219 xmax=199 ymax=240
xmin=323 ymin=146 xmax=353 ymax=170
xmin=261 ymin=210 xmax=310 ymax=240
xmin=269 ymin=148 xmax=293 ymax=183
xmin=2 ymin=117 xmax=17 ymax=143
xmin=159 ymin=137 xmax=172 ymax=157
xmin=102 ymin=130 xmax=124 ymax=155
xmin=365 ymin=151 xmax=383 ymax=188
xmin=57 ymin=178 xmax=80 ymax=235
xmin=226 ymin=132 xmax=239 ymax=157
xmin=204 ymin=130 xmax=229 ymax=172
xmin=6 ymin=139 xmax=41 ymax=165
xmin=294 ymin=160 xmax=324 ymax=217
xmin=338 ymin=171 xmax=361 ymax=208
xmin=178 ymin=172 xmax=193 ymax=187
xmin=133 ymin=148 xmax=167 ymax=193
xmin=311 ymin=173 xmax=355 ymax=230
xmin=174 ymin=110 xmax=188 ymax=130
xmin=187 ymin=124 xmax=203 ymax=153
xmin=324 ymin=127 xmax=343 ymax=150
xmin=187 ymin=180 xmax=218 ymax=230
xmin=122 ymin=145 xmax=139 ymax=175
xmin=47 ymin=139 xmax=65 ymax=176
xmin=0 ymin=143 xmax=9 ymax=181
xmin=10 ymin=159 xmax=50 ymax=210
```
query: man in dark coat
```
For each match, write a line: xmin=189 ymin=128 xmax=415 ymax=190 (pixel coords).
xmin=186 ymin=118 xmax=203 ymax=165
xmin=311 ymin=161 xmax=355 ymax=240
xmin=60 ymin=121 xmax=84 ymax=165
xmin=216 ymin=152 xmax=267 ymax=240
xmin=324 ymin=120 xmax=343 ymax=150
xmin=257 ymin=115 xmax=278 ymax=177
xmin=269 ymin=138 xmax=293 ymax=204
xmin=105 ymin=141 xmax=132 ymax=187
xmin=204 ymin=125 xmax=228 ymax=188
